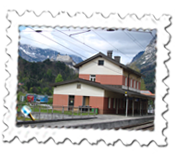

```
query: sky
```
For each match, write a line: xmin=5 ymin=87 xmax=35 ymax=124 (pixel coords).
xmin=19 ymin=26 xmax=156 ymax=65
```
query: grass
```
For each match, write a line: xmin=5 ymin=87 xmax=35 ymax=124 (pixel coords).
xmin=17 ymin=104 xmax=95 ymax=116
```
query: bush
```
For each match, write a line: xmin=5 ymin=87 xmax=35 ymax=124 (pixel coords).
xmin=48 ymin=98 xmax=53 ymax=104
xmin=17 ymin=92 xmax=26 ymax=101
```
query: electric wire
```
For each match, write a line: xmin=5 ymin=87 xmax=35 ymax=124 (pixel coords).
xmin=123 ymin=30 xmax=145 ymax=50
xmin=26 ymin=26 xmax=123 ymax=75
xmin=91 ymin=30 xmax=132 ymax=58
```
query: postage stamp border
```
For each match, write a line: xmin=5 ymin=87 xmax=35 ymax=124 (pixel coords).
xmin=3 ymin=11 xmax=171 ymax=146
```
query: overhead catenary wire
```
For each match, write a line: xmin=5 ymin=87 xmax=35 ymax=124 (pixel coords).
xmin=20 ymin=35 xmax=69 ymax=55
xmin=125 ymin=31 xmax=146 ymax=49
xmin=27 ymin=26 xmax=123 ymax=75
xmin=54 ymin=28 xmax=104 ymax=54
xmin=54 ymin=28 xmax=136 ymax=63
xmin=51 ymin=33 xmax=95 ymax=54
xmin=22 ymin=27 xmax=155 ymax=57
xmin=122 ymin=30 xmax=156 ymax=52
xmin=21 ymin=32 xmax=95 ymax=58
xmin=125 ymin=30 xmax=156 ymax=51
xmin=91 ymin=30 xmax=132 ymax=58
xmin=122 ymin=30 xmax=146 ymax=50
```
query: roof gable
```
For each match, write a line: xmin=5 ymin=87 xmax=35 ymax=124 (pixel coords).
xmin=74 ymin=52 xmax=143 ymax=77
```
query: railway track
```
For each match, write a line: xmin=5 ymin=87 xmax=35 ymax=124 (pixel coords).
xmin=115 ymin=121 xmax=154 ymax=131
xmin=55 ymin=121 xmax=154 ymax=130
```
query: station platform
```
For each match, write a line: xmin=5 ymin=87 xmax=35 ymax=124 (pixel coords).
xmin=17 ymin=114 xmax=154 ymax=129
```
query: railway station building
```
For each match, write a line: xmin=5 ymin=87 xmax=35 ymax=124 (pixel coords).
xmin=52 ymin=51 xmax=155 ymax=116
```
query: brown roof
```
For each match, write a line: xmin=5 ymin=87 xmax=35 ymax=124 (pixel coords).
xmin=74 ymin=52 xmax=143 ymax=77
xmin=51 ymin=78 xmax=154 ymax=99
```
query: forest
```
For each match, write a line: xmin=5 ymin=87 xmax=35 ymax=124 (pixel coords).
xmin=17 ymin=57 xmax=78 ymax=96
xmin=128 ymin=62 xmax=155 ymax=93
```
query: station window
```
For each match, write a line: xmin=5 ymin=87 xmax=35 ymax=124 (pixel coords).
xmin=137 ymin=81 xmax=139 ymax=89
xmin=77 ymin=83 xmax=81 ymax=89
xmin=98 ymin=60 xmax=104 ymax=66
xmin=134 ymin=80 xmax=136 ymax=89
xmin=125 ymin=77 xmax=127 ymax=86
xmin=130 ymin=79 xmax=132 ymax=87
xmin=90 ymin=75 xmax=96 ymax=81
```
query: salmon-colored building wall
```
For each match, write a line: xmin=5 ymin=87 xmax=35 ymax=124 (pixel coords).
xmin=89 ymin=96 xmax=105 ymax=114
xmin=96 ymin=75 xmax=123 ymax=85
xmin=53 ymin=94 xmax=68 ymax=106
xmin=79 ymin=74 xmax=141 ymax=90
xmin=79 ymin=74 xmax=89 ymax=80
xmin=53 ymin=94 xmax=106 ymax=114
xmin=79 ymin=74 xmax=124 ymax=85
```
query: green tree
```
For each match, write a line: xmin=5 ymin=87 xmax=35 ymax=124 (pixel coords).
xmin=17 ymin=92 xmax=26 ymax=101
xmin=148 ymin=99 xmax=154 ymax=109
xmin=129 ymin=63 xmax=146 ymax=90
xmin=29 ymin=87 xmax=33 ymax=93
xmin=141 ymin=78 xmax=146 ymax=90
xmin=55 ymin=74 xmax=63 ymax=83
xmin=129 ymin=62 xmax=140 ymax=72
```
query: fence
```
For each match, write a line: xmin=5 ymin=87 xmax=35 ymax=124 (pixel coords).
xmin=16 ymin=103 xmax=97 ymax=122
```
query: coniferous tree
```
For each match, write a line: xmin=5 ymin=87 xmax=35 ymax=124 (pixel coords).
xmin=55 ymin=74 xmax=63 ymax=83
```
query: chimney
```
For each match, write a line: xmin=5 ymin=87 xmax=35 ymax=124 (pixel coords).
xmin=107 ymin=50 xmax=113 ymax=58
xmin=114 ymin=56 xmax=121 ymax=63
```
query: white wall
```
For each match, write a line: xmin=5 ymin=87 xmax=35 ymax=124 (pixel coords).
xmin=79 ymin=57 xmax=123 ymax=75
xmin=54 ymin=82 xmax=105 ymax=97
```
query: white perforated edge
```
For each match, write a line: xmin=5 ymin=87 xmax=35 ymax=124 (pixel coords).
xmin=3 ymin=11 xmax=170 ymax=145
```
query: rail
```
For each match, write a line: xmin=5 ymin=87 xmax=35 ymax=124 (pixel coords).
xmin=115 ymin=121 xmax=154 ymax=131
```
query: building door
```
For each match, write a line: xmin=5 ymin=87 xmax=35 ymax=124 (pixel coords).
xmin=68 ymin=95 xmax=74 ymax=110
xmin=83 ymin=96 xmax=89 ymax=106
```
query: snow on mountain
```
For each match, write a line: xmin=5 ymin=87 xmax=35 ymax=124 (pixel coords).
xmin=18 ymin=44 xmax=83 ymax=64
xmin=56 ymin=54 xmax=76 ymax=66
xmin=128 ymin=35 xmax=156 ymax=93
xmin=130 ymin=35 xmax=156 ymax=69
xmin=130 ymin=51 xmax=144 ymax=64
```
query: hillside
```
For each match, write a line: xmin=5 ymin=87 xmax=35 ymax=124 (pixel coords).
xmin=129 ymin=36 xmax=156 ymax=93
xmin=19 ymin=44 xmax=83 ymax=64
xmin=18 ymin=56 xmax=78 ymax=95
xmin=131 ymin=51 xmax=144 ymax=63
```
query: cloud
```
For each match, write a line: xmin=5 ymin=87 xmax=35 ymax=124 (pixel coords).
xmin=19 ymin=27 xmax=156 ymax=64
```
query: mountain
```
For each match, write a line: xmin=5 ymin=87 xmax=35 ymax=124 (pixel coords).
xmin=19 ymin=44 xmax=59 ymax=62
xmin=55 ymin=54 xmax=76 ymax=66
xmin=69 ymin=55 xmax=84 ymax=65
xmin=130 ymin=36 xmax=156 ymax=69
xmin=128 ymin=36 xmax=156 ymax=93
xmin=131 ymin=51 xmax=144 ymax=63
xmin=19 ymin=44 xmax=83 ymax=64
xmin=18 ymin=57 xmax=78 ymax=95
